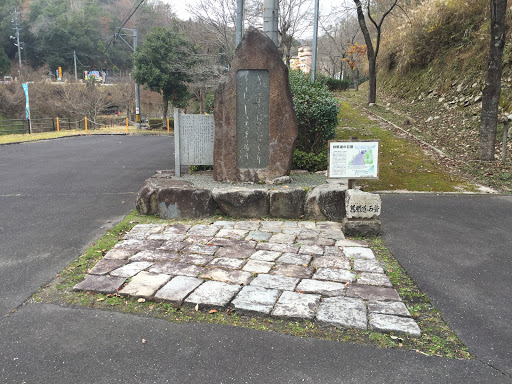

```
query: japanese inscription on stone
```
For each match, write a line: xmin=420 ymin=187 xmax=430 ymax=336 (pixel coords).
xmin=179 ymin=113 xmax=215 ymax=165
xmin=236 ymin=69 xmax=270 ymax=169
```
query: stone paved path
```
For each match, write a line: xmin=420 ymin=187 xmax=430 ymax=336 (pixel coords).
xmin=74 ymin=220 xmax=421 ymax=336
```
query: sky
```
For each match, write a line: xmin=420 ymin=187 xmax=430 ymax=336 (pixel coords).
xmin=166 ymin=0 xmax=347 ymax=39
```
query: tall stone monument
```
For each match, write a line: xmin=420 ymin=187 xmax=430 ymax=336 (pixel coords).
xmin=213 ymin=26 xmax=298 ymax=183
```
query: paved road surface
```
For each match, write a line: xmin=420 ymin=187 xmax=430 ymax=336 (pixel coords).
xmin=0 ymin=138 xmax=510 ymax=383
xmin=0 ymin=135 xmax=173 ymax=317
xmin=381 ymin=193 xmax=512 ymax=378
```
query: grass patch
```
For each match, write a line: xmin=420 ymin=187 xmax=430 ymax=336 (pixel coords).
xmin=341 ymin=86 xmax=511 ymax=193
xmin=336 ymin=97 xmax=475 ymax=192
xmin=31 ymin=211 xmax=471 ymax=360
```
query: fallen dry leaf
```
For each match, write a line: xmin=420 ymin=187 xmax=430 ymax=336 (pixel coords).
xmin=208 ymin=309 xmax=218 ymax=314
xmin=96 ymin=298 xmax=105 ymax=302
xmin=141 ymin=339 xmax=147 ymax=344
xmin=195 ymin=303 xmax=199 ymax=311
xmin=137 ymin=298 xmax=146 ymax=303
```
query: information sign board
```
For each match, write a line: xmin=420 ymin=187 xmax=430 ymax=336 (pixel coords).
xmin=328 ymin=140 xmax=379 ymax=179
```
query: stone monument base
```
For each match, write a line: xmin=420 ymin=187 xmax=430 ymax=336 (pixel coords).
xmin=135 ymin=172 xmax=381 ymax=236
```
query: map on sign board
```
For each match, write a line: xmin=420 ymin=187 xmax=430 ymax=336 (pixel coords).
xmin=328 ymin=141 xmax=379 ymax=179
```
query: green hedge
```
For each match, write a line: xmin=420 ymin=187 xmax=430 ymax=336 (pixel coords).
xmin=289 ymin=70 xmax=339 ymax=171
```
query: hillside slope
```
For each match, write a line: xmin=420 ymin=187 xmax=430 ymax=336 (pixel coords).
xmin=360 ymin=0 xmax=512 ymax=191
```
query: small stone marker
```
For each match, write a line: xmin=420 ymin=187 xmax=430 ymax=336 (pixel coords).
xmin=213 ymin=27 xmax=298 ymax=182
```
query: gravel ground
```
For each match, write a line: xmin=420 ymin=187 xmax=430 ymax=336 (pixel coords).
xmin=174 ymin=171 xmax=346 ymax=190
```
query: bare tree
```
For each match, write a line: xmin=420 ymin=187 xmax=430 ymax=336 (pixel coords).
xmin=278 ymin=0 xmax=314 ymax=67
xmin=187 ymin=0 xmax=237 ymax=67
xmin=479 ymin=0 xmax=507 ymax=161
xmin=353 ymin=0 xmax=398 ymax=104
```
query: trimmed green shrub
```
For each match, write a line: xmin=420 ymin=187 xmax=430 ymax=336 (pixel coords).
xmin=289 ymin=70 xmax=339 ymax=171
xmin=292 ymin=149 xmax=328 ymax=172
xmin=148 ymin=118 xmax=165 ymax=129
xmin=325 ymin=77 xmax=350 ymax=91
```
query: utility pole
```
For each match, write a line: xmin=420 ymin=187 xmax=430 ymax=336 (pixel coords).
xmin=118 ymin=28 xmax=141 ymax=129
xmin=236 ymin=0 xmax=244 ymax=47
xmin=13 ymin=7 xmax=22 ymax=75
xmin=263 ymin=0 xmax=279 ymax=46
xmin=311 ymin=0 xmax=319 ymax=83
xmin=74 ymin=50 xmax=78 ymax=81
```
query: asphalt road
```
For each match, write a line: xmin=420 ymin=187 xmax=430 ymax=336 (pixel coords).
xmin=0 ymin=137 xmax=510 ymax=383
xmin=381 ymin=193 xmax=512 ymax=378
xmin=0 ymin=135 xmax=173 ymax=317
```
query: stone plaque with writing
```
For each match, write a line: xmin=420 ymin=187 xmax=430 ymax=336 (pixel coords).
xmin=180 ymin=114 xmax=215 ymax=165
xmin=236 ymin=69 xmax=270 ymax=169
xmin=213 ymin=27 xmax=298 ymax=183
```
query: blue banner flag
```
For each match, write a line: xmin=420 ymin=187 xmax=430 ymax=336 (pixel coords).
xmin=22 ymin=83 xmax=30 ymax=119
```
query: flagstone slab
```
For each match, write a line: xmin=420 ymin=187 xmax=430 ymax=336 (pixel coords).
xmin=215 ymin=247 xmax=256 ymax=259
xmin=259 ymin=221 xmax=284 ymax=232
xmin=129 ymin=250 xmax=180 ymax=263
xmin=183 ymin=236 xmax=213 ymax=244
xmin=157 ymin=240 xmax=186 ymax=252
xmin=176 ymin=253 xmax=215 ymax=266
xmin=323 ymin=246 xmax=343 ymax=257
xmin=208 ymin=257 xmax=247 ymax=269
xmin=148 ymin=262 xmax=205 ymax=277
xmin=316 ymin=221 xmax=343 ymax=231
xmin=181 ymin=243 xmax=219 ymax=255
xmin=103 ymin=248 xmax=133 ymax=260
xmin=234 ymin=221 xmax=261 ymax=231
xmin=300 ymin=237 xmax=335 ymax=246
xmin=271 ymin=291 xmax=320 ymax=320
xmin=276 ymin=252 xmax=312 ymax=265
xmin=368 ymin=300 xmax=411 ymax=317
xmin=242 ymin=260 xmax=274 ymax=274
xmin=250 ymin=250 xmax=282 ymax=262
xmin=231 ymin=286 xmax=280 ymax=315
xmin=271 ymin=264 xmax=314 ymax=279
xmin=369 ymin=313 xmax=421 ymax=336
xmin=316 ymin=296 xmax=367 ymax=329
xmin=297 ymin=229 xmax=320 ymax=239
xmin=246 ymin=231 xmax=273 ymax=242
xmin=318 ymin=230 xmax=345 ymax=240
xmin=298 ymin=245 xmax=324 ymax=256
xmin=353 ymin=259 xmax=384 ymax=273
xmin=118 ymin=272 xmax=171 ymax=299
xmin=73 ymin=275 xmax=126 ymax=294
xmin=343 ymin=247 xmax=375 ymax=260
xmin=215 ymin=228 xmax=249 ymax=240
xmin=114 ymin=239 xmax=163 ymax=252
xmin=313 ymin=268 xmax=355 ymax=283
xmin=256 ymin=242 xmax=300 ymax=253
xmin=335 ymin=239 xmax=369 ymax=248
xmin=89 ymin=259 xmax=127 ymax=275
xmin=212 ymin=221 xmax=236 ymax=228
xmin=209 ymin=238 xmax=257 ymax=249
xmin=357 ymin=272 xmax=392 ymax=287
xmin=296 ymin=279 xmax=346 ymax=296
xmin=311 ymin=256 xmax=351 ymax=270
xmin=298 ymin=221 xmax=316 ymax=229
xmin=346 ymin=285 xmax=401 ymax=301
xmin=110 ymin=261 xmax=154 ymax=278
xmin=184 ymin=281 xmax=241 ymax=308
xmin=163 ymin=223 xmax=191 ymax=234
xmin=250 ymin=274 xmax=299 ymax=291
xmin=154 ymin=276 xmax=204 ymax=305
xmin=187 ymin=224 xmax=222 ymax=237
xmin=201 ymin=268 xmax=253 ymax=285
xmin=268 ymin=233 xmax=296 ymax=244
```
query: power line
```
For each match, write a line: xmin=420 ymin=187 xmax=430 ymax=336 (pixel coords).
xmin=98 ymin=0 xmax=147 ymax=62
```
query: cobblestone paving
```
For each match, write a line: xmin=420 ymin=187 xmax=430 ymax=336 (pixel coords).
xmin=74 ymin=221 xmax=421 ymax=336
